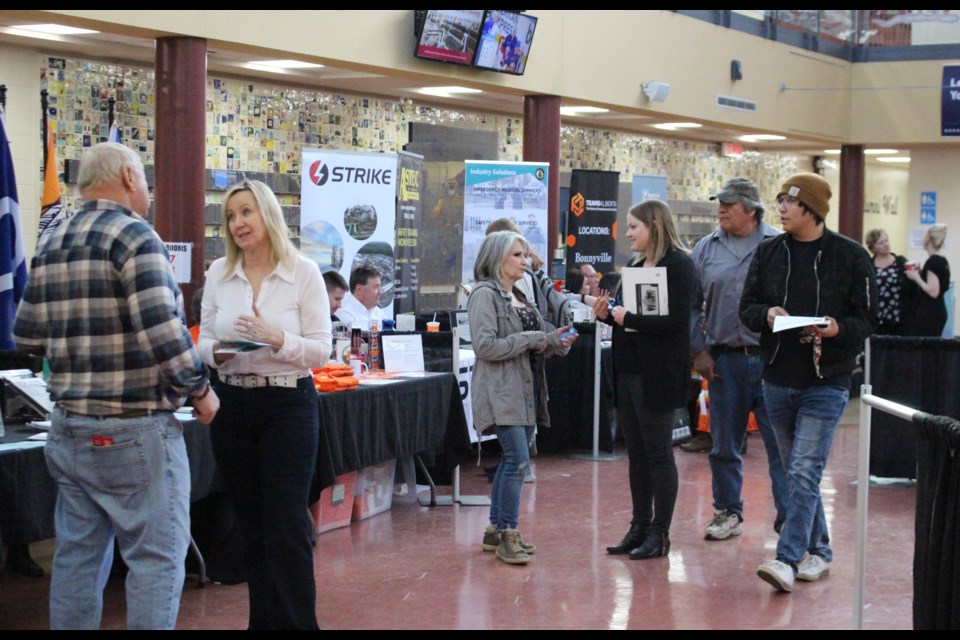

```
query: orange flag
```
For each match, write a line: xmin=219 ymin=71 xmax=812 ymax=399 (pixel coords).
xmin=37 ymin=123 xmax=67 ymax=248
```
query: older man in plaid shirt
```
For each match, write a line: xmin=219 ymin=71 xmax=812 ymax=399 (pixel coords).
xmin=14 ymin=142 xmax=219 ymax=629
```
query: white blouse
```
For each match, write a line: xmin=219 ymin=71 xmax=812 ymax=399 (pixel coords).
xmin=198 ymin=253 xmax=331 ymax=376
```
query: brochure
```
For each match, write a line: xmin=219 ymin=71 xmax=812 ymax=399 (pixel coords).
xmin=621 ymin=266 xmax=669 ymax=332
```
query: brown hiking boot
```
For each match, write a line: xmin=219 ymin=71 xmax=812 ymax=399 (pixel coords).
xmin=496 ymin=529 xmax=531 ymax=565
xmin=680 ymin=432 xmax=712 ymax=453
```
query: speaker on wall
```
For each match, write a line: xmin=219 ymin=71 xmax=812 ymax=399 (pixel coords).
xmin=641 ymin=82 xmax=671 ymax=103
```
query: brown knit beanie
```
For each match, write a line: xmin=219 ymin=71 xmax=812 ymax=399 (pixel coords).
xmin=777 ymin=173 xmax=831 ymax=220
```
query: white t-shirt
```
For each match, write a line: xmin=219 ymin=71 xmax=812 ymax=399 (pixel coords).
xmin=336 ymin=292 xmax=385 ymax=329
xmin=198 ymin=253 xmax=331 ymax=375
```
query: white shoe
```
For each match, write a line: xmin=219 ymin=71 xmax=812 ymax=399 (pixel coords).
xmin=797 ymin=554 xmax=831 ymax=582
xmin=757 ymin=559 xmax=795 ymax=592
xmin=704 ymin=510 xmax=742 ymax=540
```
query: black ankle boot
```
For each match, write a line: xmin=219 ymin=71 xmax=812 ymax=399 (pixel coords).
xmin=629 ymin=530 xmax=670 ymax=559
xmin=606 ymin=523 xmax=648 ymax=555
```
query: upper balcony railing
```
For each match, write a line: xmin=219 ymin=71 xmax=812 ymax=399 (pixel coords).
xmin=677 ymin=10 xmax=960 ymax=62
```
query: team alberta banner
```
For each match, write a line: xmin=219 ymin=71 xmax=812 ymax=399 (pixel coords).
xmin=462 ymin=160 xmax=549 ymax=286
xmin=300 ymin=148 xmax=397 ymax=319
xmin=566 ymin=169 xmax=619 ymax=280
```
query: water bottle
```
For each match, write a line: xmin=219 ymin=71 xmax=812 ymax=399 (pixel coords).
xmin=368 ymin=320 xmax=381 ymax=372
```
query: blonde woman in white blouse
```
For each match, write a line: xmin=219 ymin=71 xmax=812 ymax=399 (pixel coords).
xmin=198 ymin=180 xmax=330 ymax=630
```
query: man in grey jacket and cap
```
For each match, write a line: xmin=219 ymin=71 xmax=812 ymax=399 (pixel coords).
xmin=690 ymin=177 xmax=788 ymax=542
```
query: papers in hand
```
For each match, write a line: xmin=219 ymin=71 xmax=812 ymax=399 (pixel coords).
xmin=773 ymin=316 xmax=830 ymax=333
xmin=621 ymin=266 xmax=669 ymax=332
xmin=215 ymin=340 xmax=270 ymax=354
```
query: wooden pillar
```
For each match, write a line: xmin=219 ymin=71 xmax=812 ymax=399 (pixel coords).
xmin=839 ymin=144 xmax=865 ymax=242
xmin=154 ymin=37 xmax=207 ymax=309
xmin=522 ymin=95 xmax=561 ymax=265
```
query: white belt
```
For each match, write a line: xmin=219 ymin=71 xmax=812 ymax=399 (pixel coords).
xmin=220 ymin=373 xmax=310 ymax=389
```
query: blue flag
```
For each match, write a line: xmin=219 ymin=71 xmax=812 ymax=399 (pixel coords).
xmin=0 ymin=107 xmax=29 ymax=350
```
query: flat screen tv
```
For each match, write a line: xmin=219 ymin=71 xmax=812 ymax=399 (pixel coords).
xmin=414 ymin=10 xmax=484 ymax=67
xmin=472 ymin=10 xmax=538 ymax=76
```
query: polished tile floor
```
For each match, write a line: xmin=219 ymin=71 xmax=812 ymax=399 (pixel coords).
xmin=0 ymin=398 xmax=916 ymax=630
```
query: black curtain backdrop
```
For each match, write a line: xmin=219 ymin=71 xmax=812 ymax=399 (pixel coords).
xmin=912 ymin=411 xmax=960 ymax=630
xmin=868 ymin=336 xmax=960 ymax=479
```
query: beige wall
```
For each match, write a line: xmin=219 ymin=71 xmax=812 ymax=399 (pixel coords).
xmin=0 ymin=42 xmax=43 ymax=247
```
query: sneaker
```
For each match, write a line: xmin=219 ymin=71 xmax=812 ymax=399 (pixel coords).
xmin=757 ymin=559 xmax=795 ymax=592
xmin=496 ymin=529 xmax=531 ymax=565
xmin=797 ymin=554 xmax=831 ymax=582
xmin=704 ymin=509 xmax=743 ymax=540
xmin=483 ymin=525 xmax=535 ymax=554
xmin=524 ymin=464 xmax=536 ymax=484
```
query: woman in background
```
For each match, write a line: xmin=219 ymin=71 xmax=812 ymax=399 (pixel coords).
xmin=469 ymin=230 xmax=574 ymax=565
xmin=905 ymin=223 xmax=951 ymax=337
xmin=864 ymin=229 xmax=910 ymax=335
xmin=594 ymin=200 xmax=695 ymax=560
xmin=198 ymin=180 xmax=330 ymax=629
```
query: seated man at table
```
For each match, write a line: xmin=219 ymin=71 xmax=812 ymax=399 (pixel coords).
xmin=323 ymin=270 xmax=348 ymax=321
xmin=336 ymin=264 xmax=384 ymax=329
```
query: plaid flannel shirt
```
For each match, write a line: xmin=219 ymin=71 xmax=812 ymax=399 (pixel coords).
xmin=13 ymin=199 xmax=208 ymax=415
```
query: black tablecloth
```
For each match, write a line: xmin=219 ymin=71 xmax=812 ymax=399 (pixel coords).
xmin=1 ymin=373 xmax=472 ymax=549
xmin=539 ymin=326 xmax=615 ymax=453
xmin=0 ymin=417 xmax=219 ymax=547
xmin=312 ymin=372 xmax=472 ymax=500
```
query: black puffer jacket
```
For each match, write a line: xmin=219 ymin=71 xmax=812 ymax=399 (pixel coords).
xmin=739 ymin=229 xmax=877 ymax=379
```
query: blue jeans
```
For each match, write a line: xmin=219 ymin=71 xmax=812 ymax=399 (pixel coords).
xmin=210 ymin=378 xmax=320 ymax=630
xmin=490 ymin=424 xmax=535 ymax=531
xmin=44 ymin=410 xmax=190 ymax=630
xmin=762 ymin=382 xmax=849 ymax=567
xmin=708 ymin=352 xmax=788 ymax=525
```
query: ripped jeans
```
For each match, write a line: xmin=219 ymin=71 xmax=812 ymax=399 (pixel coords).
xmin=489 ymin=424 xmax=536 ymax=531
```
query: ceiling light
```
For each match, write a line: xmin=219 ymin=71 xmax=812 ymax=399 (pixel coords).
xmin=248 ymin=59 xmax=323 ymax=69
xmin=864 ymin=148 xmax=898 ymax=155
xmin=415 ymin=86 xmax=483 ymax=98
xmin=560 ymin=106 xmax=610 ymax=116
xmin=824 ymin=149 xmax=841 ymax=155
xmin=876 ymin=157 xmax=910 ymax=163
xmin=739 ymin=134 xmax=786 ymax=142
xmin=652 ymin=122 xmax=702 ymax=131
xmin=12 ymin=24 xmax=99 ymax=36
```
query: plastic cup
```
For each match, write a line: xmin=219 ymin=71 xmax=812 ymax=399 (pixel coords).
xmin=426 ymin=321 xmax=440 ymax=332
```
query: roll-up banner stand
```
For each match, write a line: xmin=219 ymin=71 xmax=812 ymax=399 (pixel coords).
xmin=301 ymin=148 xmax=397 ymax=320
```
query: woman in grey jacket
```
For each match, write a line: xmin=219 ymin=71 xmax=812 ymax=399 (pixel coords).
xmin=468 ymin=231 xmax=575 ymax=565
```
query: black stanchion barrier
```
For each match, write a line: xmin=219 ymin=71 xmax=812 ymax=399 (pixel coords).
xmin=912 ymin=411 xmax=960 ymax=630
xmin=869 ymin=336 xmax=960 ymax=479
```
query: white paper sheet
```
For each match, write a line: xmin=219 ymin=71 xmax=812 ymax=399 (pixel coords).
xmin=381 ymin=334 xmax=425 ymax=372
xmin=772 ymin=315 xmax=830 ymax=333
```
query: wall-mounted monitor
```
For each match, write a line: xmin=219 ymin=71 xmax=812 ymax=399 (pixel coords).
xmin=472 ymin=10 xmax=538 ymax=76
xmin=414 ymin=10 xmax=485 ymax=67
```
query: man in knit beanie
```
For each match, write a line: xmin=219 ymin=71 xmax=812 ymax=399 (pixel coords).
xmin=739 ymin=171 xmax=877 ymax=593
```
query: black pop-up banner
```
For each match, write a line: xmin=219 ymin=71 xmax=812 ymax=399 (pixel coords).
xmin=565 ymin=169 xmax=619 ymax=280
xmin=394 ymin=151 xmax=424 ymax=315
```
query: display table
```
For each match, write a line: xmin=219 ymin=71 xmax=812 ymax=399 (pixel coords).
xmin=0 ymin=373 xmax=471 ymax=561
xmin=539 ymin=326 xmax=615 ymax=453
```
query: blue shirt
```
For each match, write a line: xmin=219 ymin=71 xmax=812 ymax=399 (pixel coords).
xmin=690 ymin=221 xmax=781 ymax=354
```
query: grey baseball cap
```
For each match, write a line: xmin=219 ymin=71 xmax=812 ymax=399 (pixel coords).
xmin=709 ymin=177 xmax=760 ymax=204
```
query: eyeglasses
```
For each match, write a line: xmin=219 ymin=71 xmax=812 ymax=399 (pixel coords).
xmin=776 ymin=195 xmax=800 ymax=207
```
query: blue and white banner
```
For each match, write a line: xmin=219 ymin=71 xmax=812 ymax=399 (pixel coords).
xmin=300 ymin=148 xmax=397 ymax=319
xmin=462 ymin=160 xmax=549 ymax=285
xmin=0 ymin=107 xmax=29 ymax=350
xmin=942 ymin=65 xmax=960 ymax=137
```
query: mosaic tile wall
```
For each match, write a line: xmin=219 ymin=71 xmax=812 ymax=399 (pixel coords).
xmin=41 ymin=55 xmax=796 ymax=214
